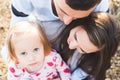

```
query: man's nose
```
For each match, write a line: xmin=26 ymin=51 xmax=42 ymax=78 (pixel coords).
xmin=63 ymin=15 xmax=73 ymax=25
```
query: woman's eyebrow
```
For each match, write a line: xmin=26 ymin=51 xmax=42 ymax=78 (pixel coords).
xmin=74 ymin=31 xmax=88 ymax=53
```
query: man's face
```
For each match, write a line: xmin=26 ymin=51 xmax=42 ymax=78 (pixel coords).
xmin=53 ymin=0 xmax=96 ymax=25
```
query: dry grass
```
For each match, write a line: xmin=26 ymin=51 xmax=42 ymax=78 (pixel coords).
xmin=0 ymin=0 xmax=10 ymax=80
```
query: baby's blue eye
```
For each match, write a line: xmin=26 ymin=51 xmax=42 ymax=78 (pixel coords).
xmin=33 ymin=48 xmax=39 ymax=52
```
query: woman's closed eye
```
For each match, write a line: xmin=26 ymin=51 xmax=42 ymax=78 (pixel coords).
xmin=74 ymin=32 xmax=77 ymax=41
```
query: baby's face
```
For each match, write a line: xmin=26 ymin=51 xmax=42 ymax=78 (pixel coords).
xmin=67 ymin=26 xmax=99 ymax=54
xmin=14 ymin=32 xmax=44 ymax=73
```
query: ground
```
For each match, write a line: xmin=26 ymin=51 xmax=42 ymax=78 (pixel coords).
xmin=0 ymin=0 xmax=120 ymax=80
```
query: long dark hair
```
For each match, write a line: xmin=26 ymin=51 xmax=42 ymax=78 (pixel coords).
xmin=55 ymin=12 xmax=120 ymax=80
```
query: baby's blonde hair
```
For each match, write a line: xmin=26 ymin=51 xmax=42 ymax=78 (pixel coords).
xmin=7 ymin=21 xmax=51 ymax=62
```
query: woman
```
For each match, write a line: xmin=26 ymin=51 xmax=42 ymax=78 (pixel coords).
xmin=55 ymin=12 xmax=120 ymax=80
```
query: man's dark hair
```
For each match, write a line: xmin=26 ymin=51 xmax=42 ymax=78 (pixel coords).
xmin=66 ymin=0 xmax=101 ymax=10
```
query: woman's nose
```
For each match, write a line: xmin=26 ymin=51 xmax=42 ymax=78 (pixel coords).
xmin=67 ymin=38 xmax=78 ymax=49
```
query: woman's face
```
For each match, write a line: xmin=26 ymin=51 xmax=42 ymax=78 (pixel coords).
xmin=67 ymin=26 xmax=99 ymax=54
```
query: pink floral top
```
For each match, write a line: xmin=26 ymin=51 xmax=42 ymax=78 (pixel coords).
xmin=7 ymin=50 xmax=71 ymax=80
